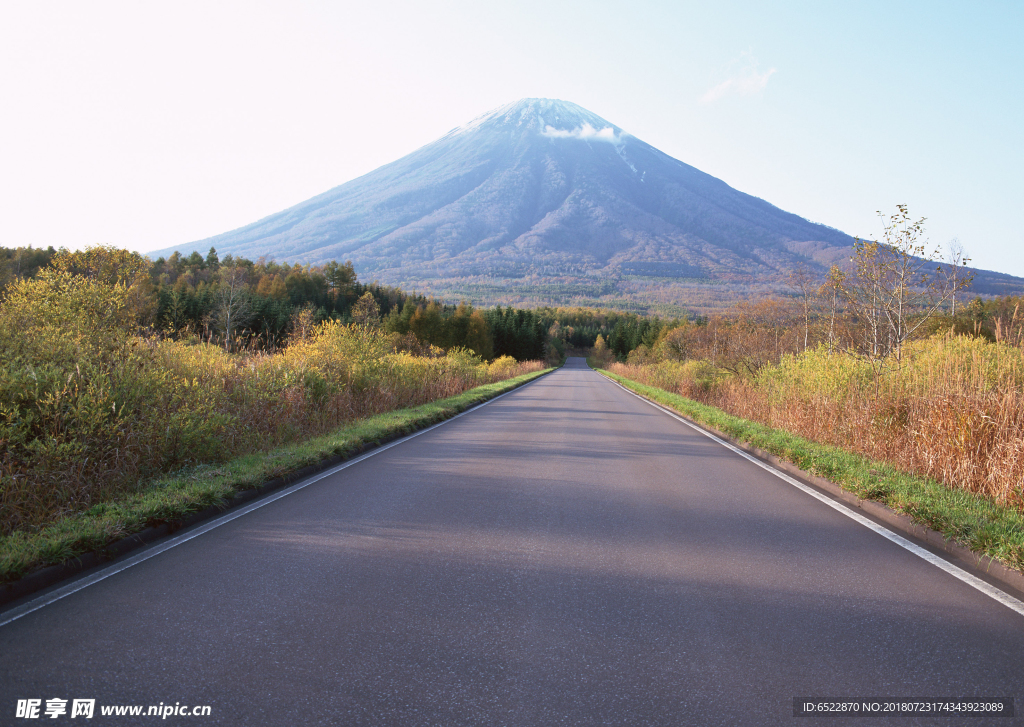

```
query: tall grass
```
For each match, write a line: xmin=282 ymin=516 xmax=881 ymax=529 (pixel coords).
xmin=0 ymin=270 xmax=542 ymax=534
xmin=607 ymin=335 xmax=1024 ymax=509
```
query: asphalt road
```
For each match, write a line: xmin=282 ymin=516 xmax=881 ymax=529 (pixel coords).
xmin=2 ymin=357 xmax=1023 ymax=726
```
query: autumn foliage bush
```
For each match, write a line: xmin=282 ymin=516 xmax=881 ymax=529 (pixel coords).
xmin=0 ymin=270 xmax=543 ymax=534
xmin=607 ymin=335 xmax=1024 ymax=509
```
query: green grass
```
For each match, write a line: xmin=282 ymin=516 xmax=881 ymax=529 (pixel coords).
xmin=598 ymin=368 xmax=1024 ymax=573
xmin=0 ymin=368 xmax=552 ymax=584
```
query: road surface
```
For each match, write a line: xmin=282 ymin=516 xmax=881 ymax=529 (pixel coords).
xmin=2 ymin=357 xmax=1022 ymax=725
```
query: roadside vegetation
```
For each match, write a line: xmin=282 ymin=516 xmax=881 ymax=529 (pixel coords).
xmin=601 ymin=337 xmax=1024 ymax=510
xmin=0 ymin=246 xmax=548 ymax=547
xmin=0 ymin=369 xmax=549 ymax=583
xmin=588 ymin=208 xmax=1024 ymax=566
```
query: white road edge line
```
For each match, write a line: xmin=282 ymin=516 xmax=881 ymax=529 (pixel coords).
xmin=0 ymin=375 xmax=547 ymax=628
xmin=604 ymin=374 xmax=1024 ymax=619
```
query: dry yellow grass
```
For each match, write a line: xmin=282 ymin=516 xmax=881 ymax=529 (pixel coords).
xmin=608 ymin=334 xmax=1024 ymax=509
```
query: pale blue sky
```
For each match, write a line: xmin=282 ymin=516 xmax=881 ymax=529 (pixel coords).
xmin=1 ymin=0 xmax=1021 ymax=275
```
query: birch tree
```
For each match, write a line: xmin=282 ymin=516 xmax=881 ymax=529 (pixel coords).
xmin=212 ymin=263 xmax=251 ymax=351
xmin=843 ymin=205 xmax=971 ymax=362
xmin=819 ymin=265 xmax=844 ymax=354
xmin=788 ymin=265 xmax=818 ymax=351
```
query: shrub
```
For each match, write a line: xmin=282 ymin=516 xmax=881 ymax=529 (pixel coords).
xmin=0 ymin=282 xmax=545 ymax=535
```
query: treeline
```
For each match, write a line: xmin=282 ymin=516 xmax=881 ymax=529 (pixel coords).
xmin=588 ymin=290 xmax=1024 ymax=372
xmin=0 ymin=245 xmax=560 ymax=363
xmin=153 ymin=249 xmax=410 ymax=348
xmin=384 ymin=302 xmax=686 ymax=362
xmin=0 ymin=244 xmax=709 ymax=365
xmin=531 ymin=307 xmax=686 ymax=357
xmin=0 ymin=246 xmax=56 ymax=288
xmin=382 ymin=302 xmax=548 ymax=362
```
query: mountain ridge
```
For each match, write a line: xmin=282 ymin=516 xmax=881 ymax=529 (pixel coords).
xmin=151 ymin=99 xmax=1023 ymax=307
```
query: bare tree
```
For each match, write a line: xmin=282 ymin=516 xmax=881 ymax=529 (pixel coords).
xmin=212 ymin=264 xmax=251 ymax=351
xmin=843 ymin=205 xmax=972 ymax=363
xmin=843 ymin=238 xmax=888 ymax=359
xmin=788 ymin=265 xmax=819 ymax=351
xmin=819 ymin=265 xmax=845 ymax=354
xmin=945 ymin=238 xmax=972 ymax=319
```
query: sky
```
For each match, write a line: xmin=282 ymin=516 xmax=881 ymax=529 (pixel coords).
xmin=1 ymin=0 xmax=1022 ymax=276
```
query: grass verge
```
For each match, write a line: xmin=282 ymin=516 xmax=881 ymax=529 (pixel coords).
xmin=599 ymin=368 xmax=1024 ymax=573
xmin=0 ymin=368 xmax=553 ymax=585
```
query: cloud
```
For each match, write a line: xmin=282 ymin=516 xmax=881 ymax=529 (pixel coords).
xmin=700 ymin=52 xmax=776 ymax=104
xmin=541 ymin=122 xmax=625 ymax=145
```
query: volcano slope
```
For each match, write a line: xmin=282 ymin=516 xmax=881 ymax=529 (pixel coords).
xmin=153 ymin=99 xmax=1023 ymax=310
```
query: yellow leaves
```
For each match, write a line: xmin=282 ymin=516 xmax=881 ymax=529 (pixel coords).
xmin=50 ymin=245 xmax=156 ymax=326
xmin=50 ymin=246 xmax=149 ymax=286
xmin=487 ymin=355 xmax=518 ymax=378
xmin=0 ymin=269 xmax=135 ymax=368
xmin=255 ymin=274 xmax=288 ymax=301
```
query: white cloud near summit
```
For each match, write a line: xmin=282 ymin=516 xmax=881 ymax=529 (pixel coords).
xmin=541 ymin=122 xmax=625 ymax=145
xmin=700 ymin=51 xmax=776 ymax=104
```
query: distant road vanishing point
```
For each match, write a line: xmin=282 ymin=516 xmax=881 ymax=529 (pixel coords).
xmin=2 ymin=358 xmax=1022 ymax=725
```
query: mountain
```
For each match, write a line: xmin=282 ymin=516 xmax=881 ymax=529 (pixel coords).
xmin=152 ymin=99 xmax=1023 ymax=311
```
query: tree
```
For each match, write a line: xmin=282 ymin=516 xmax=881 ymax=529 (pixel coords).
xmin=445 ymin=303 xmax=493 ymax=358
xmin=463 ymin=308 xmax=493 ymax=359
xmin=324 ymin=260 xmax=357 ymax=298
xmin=50 ymin=245 xmax=156 ymax=326
xmin=211 ymin=263 xmax=250 ymax=350
xmin=945 ymin=238 xmax=971 ymax=318
xmin=0 ymin=266 xmax=135 ymax=369
xmin=819 ymin=265 xmax=845 ymax=354
xmin=351 ymin=291 xmax=381 ymax=327
xmin=716 ymin=300 xmax=792 ymax=377
xmin=383 ymin=301 xmax=416 ymax=335
xmin=788 ymin=265 xmax=819 ymax=351
xmin=590 ymin=334 xmax=613 ymax=366
xmin=0 ymin=246 xmax=56 ymax=290
xmin=288 ymin=305 xmax=317 ymax=344
xmin=657 ymin=321 xmax=693 ymax=361
xmin=163 ymin=277 xmax=191 ymax=332
xmin=255 ymin=274 xmax=288 ymax=300
xmin=410 ymin=302 xmax=445 ymax=346
xmin=843 ymin=205 xmax=972 ymax=362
